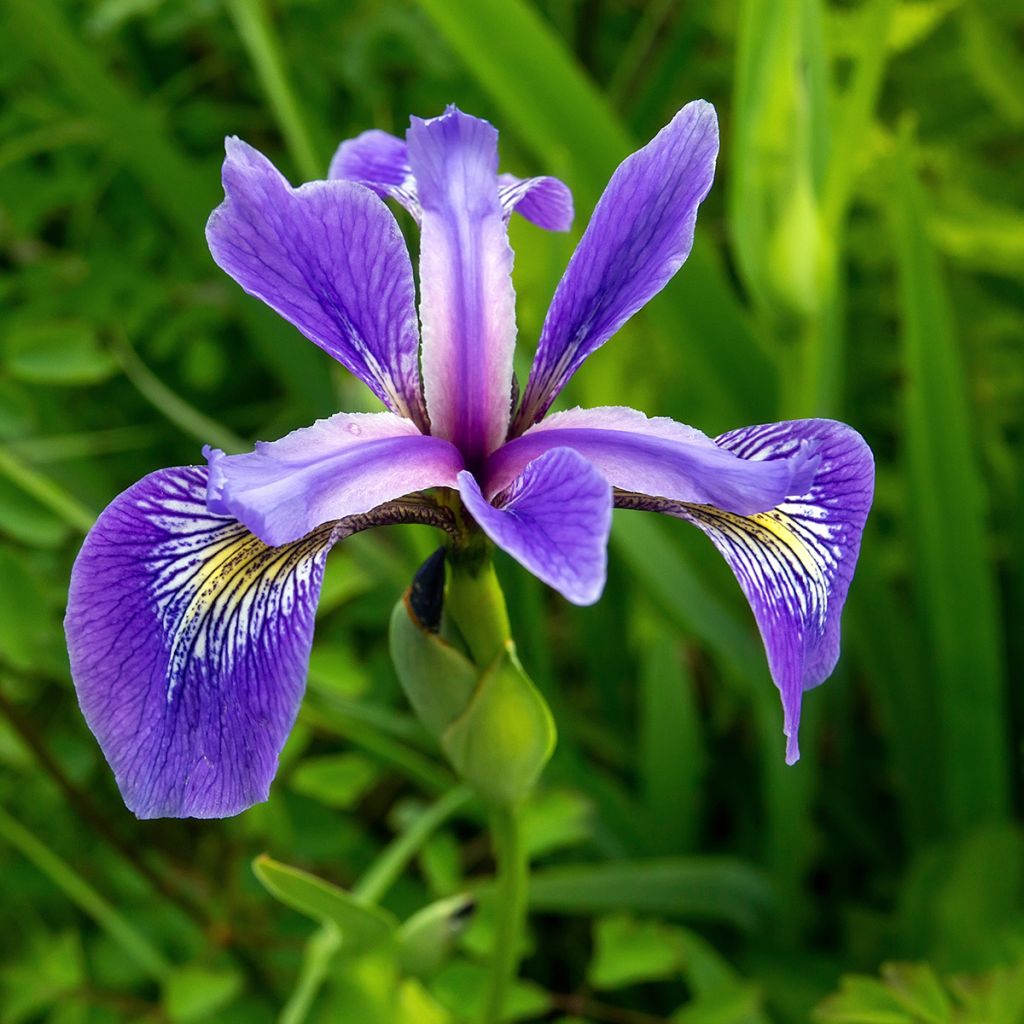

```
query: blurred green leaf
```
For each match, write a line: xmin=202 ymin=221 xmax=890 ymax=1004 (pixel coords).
xmin=0 ymin=544 xmax=50 ymax=670
xmin=289 ymin=753 xmax=379 ymax=810
xmin=0 ymin=929 xmax=84 ymax=1024
xmin=588 ymin=913 xmax=684 ymax=989
xmin=253 ymin=855 xmax=397 ymax=955
xmin=429 ymin=959 xmax=550 ymax=1022
xmin=889 ymin=131 xmax=1010 ymax=831
xmin=521 ymin=788 xmax=593 ymax=860
xmin=4 ymin=322 xmax=116 ymax=386
xmin=163 ymin=965 xmax=244 ymax=1024
xmin=525 ymin=858 xmax=771 ymax=931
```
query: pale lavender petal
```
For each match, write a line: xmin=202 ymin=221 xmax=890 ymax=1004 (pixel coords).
xmin=619 ymin=420 xmax=874 ymax=763
xmin=65 ymin=466 xmax=340 ymax=818
xmin=207 ymin=138 xmax=425 ymax=426
xmin=206 ymin=412 xmax=464 ymax=547
xmin=328 ymin=128 xmax=573 ymax=230
xmin=498 ymin=173 xmax=574 ymax=231
xmin=409 ymin=106 xmax=517 ymax=463
xmin=328 ymin=129 xmax=420 ymax=218
xmin=516 ymin=101 xmax=719 ymax=429
xmin=484 ymin=406 xmax=818 ymax=514
xmin=457 ymin=448 xmax=612 ymax=605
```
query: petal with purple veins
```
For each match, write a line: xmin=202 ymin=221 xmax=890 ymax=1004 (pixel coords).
xmin=617 ymin=419 xmax=874 ymax=763
xmin=207 ymin=138 xmax=425 ymax=426
xmin=485 ymin=406 xmax=818 ymax=516
xmin=457 ymin=447 xmax=612 ymax=606
xmin=516 ymin=101 xmax=719 ymax=429
xmin=206 ymin=411 xmax=464 ymax=547
xmin=65 ymin=466 xmax=453 ymax=819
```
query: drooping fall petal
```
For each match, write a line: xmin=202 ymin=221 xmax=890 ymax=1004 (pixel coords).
xmin=618 ymin=419 xmax=874 ymax=762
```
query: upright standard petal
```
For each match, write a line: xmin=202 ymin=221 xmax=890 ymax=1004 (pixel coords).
xmin=619 ymin=420 xmax=874 ymax=763
xmin=457 ymin=448 xmax=612 ymax=606
xmin=65 ymin=467 xmax=338 ymax=818
xmin=328 ymin=129 xmax=420 ymax=216
xmin=207 ymin=138 xmax=425 ymax=426
xmin=206 ymin=411 xmax=464 ymax=547
xmin=516 ymin=101 xmax=719 ymax=429
xmin=329 ymin=128 xmax=573 ymax=230
xmin=485 ymin=406 xmax=818 ymax=515
xmin=409 ymin=107 xmax=518 ymax=463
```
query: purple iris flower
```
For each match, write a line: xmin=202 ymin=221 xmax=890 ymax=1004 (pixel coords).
xmin=64 ymin=103 xmax=873 ymax=819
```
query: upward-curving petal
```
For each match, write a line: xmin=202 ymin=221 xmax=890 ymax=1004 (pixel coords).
xmin=329 ymin=127 xmax=573 ymax=231
xmin=409 ymin=106 xmax=518 ymax=464
xmin=206 ymin=412 xmax=464 ymax=547
xmin=65 ymin=467 xmax=456 ymax=819
xmin=515 ymin=101 xmax=719 ymax=429
xmin=66 ymin=467 xmax=339 ymax=818
xmin=618 ymin=420 xmax=874 ymax=763
xmin=207 ymin=138 xmax=425 ymax=426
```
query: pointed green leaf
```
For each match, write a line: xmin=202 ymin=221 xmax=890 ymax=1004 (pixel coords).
xmin=253 ymin=855 xmax=397 ymax=955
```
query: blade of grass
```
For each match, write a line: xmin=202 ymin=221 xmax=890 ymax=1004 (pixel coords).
xmin=0 ymin=805 xmax=171 ymax=980
xmin=889 ymin=128 xmax=1010 ymax=831
xmin=224 ymin=0 xmax=325 ymax=181
xmin=109 ymin=332 xmax=247 ymax=453
xmin=522 ymin=857 xmax=772 ymax=932
xmin=0 ymin=448 xmax=95 ymax=533
xmin=634 ymin=616 xmax=705 ymax=853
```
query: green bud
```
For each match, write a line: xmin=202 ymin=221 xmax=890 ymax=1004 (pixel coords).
xmin=389 ymin=560 xmax=556 ymax=807
xmin=389 ymin=595 xmax=477 ymax=738
xmin=398 ymin=893 xmax=476 ymax=978
xmin=441 ymin=641 xmax=556 ymax=807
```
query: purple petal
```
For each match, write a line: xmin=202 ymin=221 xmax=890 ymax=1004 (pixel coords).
xmin=409 ymin=107 xmax=517 ymax=463
xmin=65 ymin=466 xmax=340 ymax=818
xmin=622 ymin=420 xmax=874 ymax=763
xmin=206 ymin=412 xmax=464 ymax=547
xmin=498 ymin=174 xmax=574 ymax=231
xmin=457 ymin=448 xmax=612 ymax=606
xmin=329 ymin=128 xmax=573 ymax=230
xmin=207 ymin=138 xmax=425 ymax=426
xmin=328 ymin=129 xmax=421 ymax=218
xmin=516 ymin=101 xmax=719 ymax=429
xmin=485 ymin=406 xmax=818 ymax=515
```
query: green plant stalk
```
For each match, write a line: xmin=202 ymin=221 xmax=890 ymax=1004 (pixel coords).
xmin=225 ymin=0 xmax=323 ymax=182
xmin=481 ymin=804 xmax=528 ymax=1024
xmin=445 ymin=545 xmax=513 ymax=667
xmin=441 ymin=545 xmax=533 ymax=1022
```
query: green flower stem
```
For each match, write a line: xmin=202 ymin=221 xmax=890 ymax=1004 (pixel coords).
xmin=445 ymin=549 xmax=512 ymax=667
xmin=481 ymin=803 xmax=528 ymax=1024
xmin=441 ymin=545 xmax=535 ymax=1022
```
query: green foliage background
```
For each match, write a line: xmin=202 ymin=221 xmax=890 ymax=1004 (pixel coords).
xmin=0 ymin=0 xmax=1022 ymax=1021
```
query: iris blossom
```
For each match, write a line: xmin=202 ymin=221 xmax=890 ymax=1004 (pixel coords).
xmin=65 ymin=103 xmax=873 ymax=819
